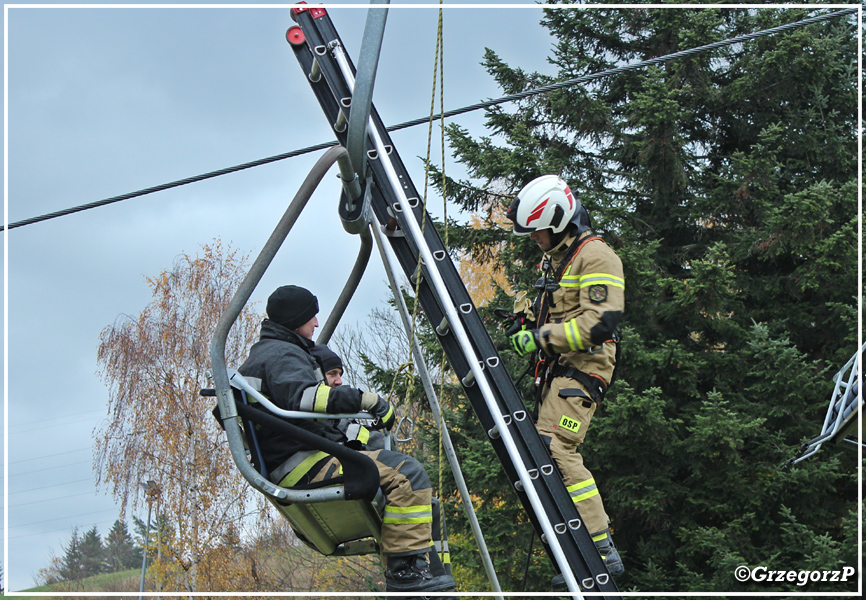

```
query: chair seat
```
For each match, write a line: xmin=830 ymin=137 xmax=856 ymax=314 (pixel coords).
xmin=270 ymin=488 xmax=385 ymax=555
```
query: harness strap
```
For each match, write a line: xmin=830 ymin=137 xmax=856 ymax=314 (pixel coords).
xmin=536 ymin=235 xmax=602 ymax=328
xmin=550 ymin=363 xmax=608 ymax=404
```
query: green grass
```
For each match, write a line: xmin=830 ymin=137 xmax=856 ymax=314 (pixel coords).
xmin=12 ymin=568 xmax=140 ymax=597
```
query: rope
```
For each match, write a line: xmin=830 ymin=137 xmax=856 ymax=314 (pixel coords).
xmin=399 ymin=1 xmax=444 ymax=458
xmin=434 ymin=2 xmax=447 ymax=511
xmin=3 ymin=7 xmax=854 ymax=233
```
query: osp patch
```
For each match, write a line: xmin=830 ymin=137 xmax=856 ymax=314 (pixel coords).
xmin=588 ymin=284 xmax=608 ymax=304
xmin=557 ymin=415 xmax=581 ymax=434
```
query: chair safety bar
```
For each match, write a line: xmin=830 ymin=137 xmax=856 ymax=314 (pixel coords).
xmin=226 ymin=368 xmax=376 ymax=421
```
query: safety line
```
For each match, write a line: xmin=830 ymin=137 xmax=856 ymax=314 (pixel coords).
xmin=2 ymin=6 xmax=855 ymax=232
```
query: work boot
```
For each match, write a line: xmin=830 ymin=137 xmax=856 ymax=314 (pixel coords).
xmin=551 ymin=531 xmax=624 ymax=591
xmin=385 ymin=553 xmax=457 ymax=596
xmin=594 ymin=532 xmax=624 ymax=576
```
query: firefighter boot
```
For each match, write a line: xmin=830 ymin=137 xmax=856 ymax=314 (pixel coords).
xmin=551 ymin=530 xmax=624 ymax=591
xmin=594 ymin=531 xmax=624 ymax=576
xmin=385 ymin=552 xmax=457 ymax=598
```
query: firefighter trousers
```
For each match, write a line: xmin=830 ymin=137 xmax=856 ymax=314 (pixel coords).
xmin=537 ymin=375 xmax=610 ymax=537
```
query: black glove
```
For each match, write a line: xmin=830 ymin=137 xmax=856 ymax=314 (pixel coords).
xmin=370 ymin=396 xmax=396 ymax=431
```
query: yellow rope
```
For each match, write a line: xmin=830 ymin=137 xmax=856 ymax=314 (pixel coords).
xmin=435 ymin=5 xmax=448 ymax=504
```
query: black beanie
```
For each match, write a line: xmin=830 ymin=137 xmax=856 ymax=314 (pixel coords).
xmin=310 ymin=345 xmax=343 ymax=373
xmin=267 ymin=285 xmax=319 ymax=330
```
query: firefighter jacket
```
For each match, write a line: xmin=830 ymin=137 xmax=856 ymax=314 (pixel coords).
xmin=238 ymin=319 xmax=370 ymax=474
xmin=536 ymin=230 xmax=624 ymax=388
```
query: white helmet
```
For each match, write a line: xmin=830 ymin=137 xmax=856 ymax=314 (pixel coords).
xmin=506 ymin=175 xmax=579 ymax=236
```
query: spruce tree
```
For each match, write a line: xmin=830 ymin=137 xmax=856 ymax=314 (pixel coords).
xmin=78 ymin=526 xmax=106 ymax=579
xmin=433 ymin=4 xmax=857 ymax=593
xmin=104 ymin=519 xmax=142 ymax=572
xmin=60 ymin=527 xmax=83 ymax=581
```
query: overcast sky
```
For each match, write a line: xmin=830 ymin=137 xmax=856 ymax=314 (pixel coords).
xmin=3 ymin=0 xmax=561 ymax=591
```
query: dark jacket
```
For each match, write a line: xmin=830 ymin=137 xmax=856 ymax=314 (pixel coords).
xmin=238 ymin=319 xmax=365 ymax=473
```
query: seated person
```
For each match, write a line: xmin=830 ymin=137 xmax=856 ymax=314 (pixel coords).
xmin=310 ymin=343 xmax=386 ymax=451
xmin=239 ymin=285 xmax=456 ymax=596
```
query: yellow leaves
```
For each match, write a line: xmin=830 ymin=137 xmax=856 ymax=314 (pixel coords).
xmin=457 ymin=212 xmax=511 ymax=307
xmin=94 ymin=239 xmax=266 ymax=592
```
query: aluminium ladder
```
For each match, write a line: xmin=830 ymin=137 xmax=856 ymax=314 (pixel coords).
xmin=286 ymin=5 xmax=621 ymax=597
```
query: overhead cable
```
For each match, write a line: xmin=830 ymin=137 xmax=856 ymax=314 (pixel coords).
xmin=2 ymin=7 xmax=855 ymax=232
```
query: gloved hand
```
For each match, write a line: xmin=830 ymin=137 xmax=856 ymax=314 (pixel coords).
xmin=369 ymin=396 xmax=396 ymax=431
xmin=510 ymin=328 xmax=541 ymax=357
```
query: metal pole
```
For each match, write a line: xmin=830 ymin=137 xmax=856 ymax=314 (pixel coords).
xmin=373 ymin=224 xmax=504 ymax=597
xmin=138 ymin=502 xmax=152 ymax=599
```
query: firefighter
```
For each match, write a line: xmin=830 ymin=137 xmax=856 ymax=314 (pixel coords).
xmin=239 ymin=285 xmax=457 ymax=596
xmin=309 ymin=343 xmax=386 ymax=450
xmin=505 ymin=175 xmax=625 ymax=576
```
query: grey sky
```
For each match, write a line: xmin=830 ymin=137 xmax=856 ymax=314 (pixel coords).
xmin=3 ymin=1 xmax=558 ymax=591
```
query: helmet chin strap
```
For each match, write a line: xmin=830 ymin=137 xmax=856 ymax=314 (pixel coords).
xmin=549 ymin=225 xmax=572 ymax=249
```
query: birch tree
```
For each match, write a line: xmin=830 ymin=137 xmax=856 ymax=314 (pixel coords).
xmin=94 ymin=241 xmax=265 ymax=593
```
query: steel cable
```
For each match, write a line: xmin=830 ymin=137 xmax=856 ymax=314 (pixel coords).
xmin=3 ymin=7 xmax=856 ymax=232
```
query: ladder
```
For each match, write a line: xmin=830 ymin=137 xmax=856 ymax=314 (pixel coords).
xmin=786 ymin=342 xmax=863 ymax=468
xmin=286 ymin=5 xmax=621 ymax=597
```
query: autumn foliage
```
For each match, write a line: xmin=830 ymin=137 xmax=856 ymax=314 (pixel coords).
xmin=94 ymin=241 xmax=266 ymax=592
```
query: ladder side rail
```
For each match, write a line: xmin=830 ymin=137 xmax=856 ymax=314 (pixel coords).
xmin=290 ymin=8 xmax=617 ymax=594
xmin=356 ymin=113 xmax=615 ymax=587
xmin=334 ymin=35 xmax=616 ymax=597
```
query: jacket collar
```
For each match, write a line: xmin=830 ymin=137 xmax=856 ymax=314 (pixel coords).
xmin=546 ymin=229 xmax=593 ymax=267
xmin=260 ymin=319 xmax=315 ymax=350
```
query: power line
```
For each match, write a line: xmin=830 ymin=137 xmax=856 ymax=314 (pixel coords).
xmin=9 ymin=507 xmax=119 ymax=530
xmin=7 ymin=477 xmax=95 ymax=494
xmin=1 ymin=7 xmax=855 ymax=232
xmin=8 ymin=459 xmax=92 ymax=477
xmin=7 ymin=446 xmax=91 ymax=465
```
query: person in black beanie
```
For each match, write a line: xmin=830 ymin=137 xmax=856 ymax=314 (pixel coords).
xmin=239 ymin=285 xmax=456 ymax=597
xmin=310 ymin=344 xmax=344 ymax=387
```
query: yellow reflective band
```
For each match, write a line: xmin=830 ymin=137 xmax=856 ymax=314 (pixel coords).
xmin=568 ymin=478 xmax=599 ymax=504
xmin=357 ymin=426 xmax=370 ymax=444
xmin=441 ymin=552 xmax=451 ymax=564
xmin=314 ymin=383 xmax=330 ymax=413
xmin=567 ymin=478 xmax=596 ymax=493
xmin=278 ymin=451 xmax=330 ymax=487
xmin=383 ymin=504 xmax=433 ymax=525
xmin=383 ymin=405 xmax=394 ymax=422
xmin=579 ymin=273 xmax=625 ymax=289
xmin=384 ymin=516 xmax=434 ymax=524
xmin=564 ymin=319 xmax=584 ymax=351
xmin=386 ymin=504 xmax=433 ymax=513
xmin=572 ymin=488 xmax=600 ymax=503
xmin=592 ymin=531 xmax=609 ymax=543
xmin=558 ymin=415 xmax=581 ymax=434
xmin=560 ymin=275 xmax=581 ymax=288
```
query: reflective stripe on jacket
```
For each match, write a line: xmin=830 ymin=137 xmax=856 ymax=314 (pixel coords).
xmin=538 ymin=231 xmax=624 ymax=385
